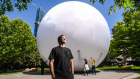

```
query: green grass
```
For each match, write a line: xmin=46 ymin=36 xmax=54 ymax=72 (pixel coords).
xmin=97 ymin=65 xmax=140 ymax=70
xmin=97 ymin=65 xmax=120 ymax=69
xmin=37 ymin=67 xmax=50 ymax=71
xmin=0 ymin=67 xmax=50 ymax=75
xmin=0 ymin=71 xmax=23 ymax=75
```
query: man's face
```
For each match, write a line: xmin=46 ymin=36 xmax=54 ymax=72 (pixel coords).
xmin=61 ymin=36 xmax=66 ymax=44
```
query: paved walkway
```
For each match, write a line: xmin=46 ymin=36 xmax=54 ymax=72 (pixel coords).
xmin=0 ymin=70 xmax=139 ymax=79
xmin=122 ymin=74 xmax=140 ymax=79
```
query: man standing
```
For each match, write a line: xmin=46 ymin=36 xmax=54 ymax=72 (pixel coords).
xmin=49 ymin=35 xmax=74 ymax=79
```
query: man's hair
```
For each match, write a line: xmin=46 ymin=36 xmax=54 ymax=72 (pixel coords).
xmin=58 ymin=35 xmax=64 ymax=44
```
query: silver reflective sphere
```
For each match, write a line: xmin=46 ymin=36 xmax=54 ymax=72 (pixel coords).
xmin=37 ymin=1 xmax=110 ymax=71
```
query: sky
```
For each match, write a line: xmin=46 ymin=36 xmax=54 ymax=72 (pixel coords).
xmin=5 ymin=0 xmax=124 ymax=37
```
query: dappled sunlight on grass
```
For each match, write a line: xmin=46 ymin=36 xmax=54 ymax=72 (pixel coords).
xmin=0 ymin=67 xmax=50 ymax=75
xmin=37 ymin=67 xmax=50 ymax=71
xmin=97 ymin=65 xmax=140 ymax=70
xmin=0 ymin=71 xmax=23 ymax=75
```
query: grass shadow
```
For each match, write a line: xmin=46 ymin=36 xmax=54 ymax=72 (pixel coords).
xmin=23 ymin=70 xmax=51 ymax=75
xmin=99 ymin=69 xmax=140 ymax=73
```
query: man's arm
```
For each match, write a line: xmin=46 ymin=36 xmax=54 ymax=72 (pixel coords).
xmin=70 ymin=59 xmax=74 ymax=75
xmin=50 ymin=59 xmax=55 ymax=79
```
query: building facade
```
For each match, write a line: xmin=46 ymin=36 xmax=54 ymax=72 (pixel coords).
xmin=34 ymin=7 xmax=45 ymax=37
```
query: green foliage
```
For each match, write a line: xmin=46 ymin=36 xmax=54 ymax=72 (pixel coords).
xmin=0 ymin=0 xmax=139 ymax=16
xmin=109 ymin=10 xmax=140 ymax=60
xmin=105 ymin=39 xmax=121 ymax=60
xmin=0 ymin=0 xmax=32 ymax=16
xmin=0 ymin=15 xmax=41 ymax=71
xmin=90 ymin=0 xmax=139 ymax=15
xmin=90 ymin=0 xmax=105 ymax=5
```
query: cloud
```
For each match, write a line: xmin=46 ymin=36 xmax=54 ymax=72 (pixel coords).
xmin=31 ymin=2 xmax=38 ymax=7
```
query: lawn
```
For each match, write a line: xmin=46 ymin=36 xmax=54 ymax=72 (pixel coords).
xmin=0 ymin=70 xmax=29 ymax=75
xmin=36 ymin=67 xmax=50 ymax=71
xmin=0 ymin=71 xmax=22 ymax=75
xmin=0 ymin=67 xmax=50 ymax=75
xmin=97 ymin=65 xmax=140 ymax=70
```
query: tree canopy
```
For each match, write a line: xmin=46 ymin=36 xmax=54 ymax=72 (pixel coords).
xmin=91 ymin=0 xmax=140 ymax=14
xmin=0 ymin=0 xmax=32 ymax=16
xmin=108 ymin=10 xmax=140 ymax=60
xmin=0 ymin=15 xmax=41 ymax=71
xmin=0 ymin=0 xmax=139 ymax=16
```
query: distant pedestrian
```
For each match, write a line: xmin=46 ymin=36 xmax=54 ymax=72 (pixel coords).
xmin=49 ymin=35 xmax=74 ymax=79
xmin=91 ymin=57 xmax=96 ymax=75
xmin=84 ymin=59 xmax=89 ymax=76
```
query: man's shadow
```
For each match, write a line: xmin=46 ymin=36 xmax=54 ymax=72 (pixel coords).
xmin=23 ymin=70 xmax=100 ymax=75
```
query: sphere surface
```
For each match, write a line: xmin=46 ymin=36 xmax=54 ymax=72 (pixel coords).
xmin=37 ymin=1 xmax=110 ymax=71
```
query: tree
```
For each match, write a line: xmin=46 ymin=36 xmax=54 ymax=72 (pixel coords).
xmin=0 ymin=0 xmax=139 ymax=16
xmin=111 ymin=10 xmax=140 ymax=60
xmin=91 ymin=0 xmax=140 ymax=14
xmin=106 ymin=39 xmax=120 ymax=60
xmin=0 ymin=0 xmax=32 ymax=16
xmin=0 ymin=15 xmax=41 ymax=71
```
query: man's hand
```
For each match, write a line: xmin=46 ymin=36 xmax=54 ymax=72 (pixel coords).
xmin=70 ymin=59 xmax=74 ymax=75
xmin=52 ymin=74 xmax=55 ymax=79
xmin=50 ymin=59 xmax=55 ymax=79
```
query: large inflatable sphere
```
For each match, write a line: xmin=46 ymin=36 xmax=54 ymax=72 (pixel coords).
xmin=37 ymin=1 xmax=110 ymax=71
